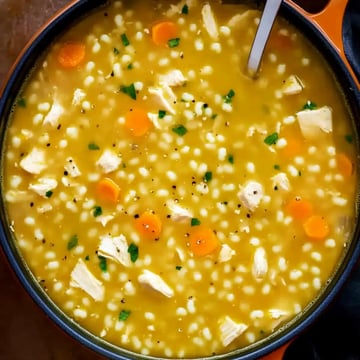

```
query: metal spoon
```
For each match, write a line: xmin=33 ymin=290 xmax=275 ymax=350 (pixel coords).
xmin=247 ymin=0 xmax=282 ymax=78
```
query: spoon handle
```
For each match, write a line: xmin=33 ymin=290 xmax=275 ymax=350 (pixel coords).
xmin=247 ymin=0 xmax=282 ymax=77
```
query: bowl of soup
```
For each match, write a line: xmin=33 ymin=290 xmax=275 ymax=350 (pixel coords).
xmin=0 ymin=0 xmax=359 ymax=359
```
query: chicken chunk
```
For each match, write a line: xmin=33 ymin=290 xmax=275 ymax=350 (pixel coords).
xmin=219 ymin=316 xmax=248 ymax=346
xmin=148 ymin=85 xmax=177 ymax=114
xmin=19 ymin=148 xmax=46 ymax=174
xmin=138 ymin=270 xmax=174 ymax=298
xmin=97 ymin=234 xmax=131 ymax=267
xmin=202 ymin=3 xmax=219 ymax=40
xmin=271 ymin=172 xmax=291 ymax=191
xmin=28 ymin=178 xmax=58 ymax=198
xmin=70 ymin=259 xmax=105 ymax=302
xmin=218 ymin=244 xmax=236 ymax=263
xmin=167 ymin=200 xmax=193 ymax=222
xmin=64 ymin=157 xmax=81 ymax=178
xmin=159 ymin=70 xmax=187 ymax=87
xmin=96 ymin=149 xmax=122 ymax=174
xmin=252 ymin=247 xmax=268 ymax=280
xmin=296 ymin=106 xmax=333 ymax=140
xmin=282 ymin=75 xmax=304 ymax=95
xmin=72 ymin=88 xmax=86 ymax=106
xmin=43 ymin=101 xmax=64 ymax=127
xmin=237 ymin=181 xmax=264 ymax=211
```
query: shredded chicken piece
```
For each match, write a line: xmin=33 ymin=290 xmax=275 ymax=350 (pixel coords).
xmin=218 ymin=244 xmax=236 ymax=263
xmin=148 ymin=85 xmax=177 ymax=114
xmin=282 ymin=75 xmax=304 ymax=95
xmin=96 ymin=149 xmax=122 ymax=174
xmin=19 ymin=148 xmax=46 ymax=174
xmin=219 ymin=316 xmax=248 ymax=346
xmin=43 ymin=101 xmax=64 ymax=127
xmin=159 ymin=69 xmax=187 ymax=87
xmin=271 ymin=172 xmax=291 ymax=191
xmin=202 ymin=3 xmax=219 ymax=39
xmin=64 ymin=157 xmax=81 ymax=178
xmin=167 ymin=200 xmax=193 ymax=222
xmin=28 ymin=178 xmax=58 ymax=198
xmin=237 ymin=181 xmax=264 ymax=211
xmin=138 ymin=270 xmax=174 ymax=298
xmin=98 ymin=234 xmax=131 ymax=267
xmin=252 ymin=247 xmax=268 ymax=280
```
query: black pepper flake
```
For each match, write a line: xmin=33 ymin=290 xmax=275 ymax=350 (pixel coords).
xmin=64 ymin=171 xmax=69 ymax=176
xmin=246 ymin=213 xmax=251 ymax=218
xmin=57 ymin=124 xmax=62 ymax=130
xmin=46 ymin=143 xmax=51 ymax=147
xmin=134 ymin=214 xmax=139 ymax=219
xmin=30 ymin=202 xmax=34 ymax=207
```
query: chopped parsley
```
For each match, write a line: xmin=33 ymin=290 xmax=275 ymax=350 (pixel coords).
xmin=211 ymin=113 xmax=218 ymax=120
xmin=17 ymin=97 xmax=27 ymax=108
xmin=119 ymin=309 xmax=131 ymax=321
xmin=127 ymin=63 xmax=133 ymax=70
xmin=45 ymin=190 xmax=53 ymax=198
xmin=98 ymin=256 xmax=107 ymax=272
xmin=85 ymin=255 xmax=90 ymax=261
xmin=345 ymin=134 xmax=353 ymax=144
xmin=181 ymin=4 xmax=189 ymax=14
xmin=203 ymin=171 xmax=213 ymax=183
xmin=128 ymin=243 xmax=139 ymax=263
xmin=223 ymin=89 xmax=235 ymax=104
xmin=67 ymin=234 xmax=78 ymax=250
xmin=158 ymin=110 xmax=167 ymax=119
xmin=92 ymin=206 xmax=102 ymax=217
xmin=302 ymin=100 xmax=317 ymax=110
xmin=168 ymin=38 xmax=180 ymax=48
xmin=191 ymin=218 xmax=201 ymax=226
xmin=88 ymin=142 xmax=100 ymax=150
xmin=120 ymin=83 xmax=137 ymax=100
xmin=121 ymin=33 xmax=130 ymax=46
xmin=113 ymin=47 xmax=120 ymax=55
xmin=273 ymin=164 xmax=281 ymax=170
xmin=264 ymin=132 xmax=279 ymax=145
xmin=176 ymin=265 xmax=182 ymax=270
xmin=172 ymin=124 xmax=188 ymax=136
xmin=227 ymin=154 xmax=234 ymax=164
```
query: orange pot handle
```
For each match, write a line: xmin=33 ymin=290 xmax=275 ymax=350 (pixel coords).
xmin=259 ymin=341 xmax=291 ymax=360
xmin=285 ymin=0 xmax=359 ymax=88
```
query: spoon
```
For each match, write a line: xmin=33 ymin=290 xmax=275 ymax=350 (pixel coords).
xmin=246 ymin=0 xmax=282 ymax=78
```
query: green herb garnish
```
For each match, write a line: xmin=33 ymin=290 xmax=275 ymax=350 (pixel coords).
xmin=172 ymin=124 xmax=188 ymax=136
xmin=273 ymin=164 xmax=281 ymax=170
xmin=127 ymin=63 xmax=133 ymax=70
xmin=158 ymin=110 xmax=166 ymax=119
xmin=85 ymin=255 xmax=90 ymax=261
xmin=45 ymin=190 xmax=53 ymax=198
xmin=128 ymin=243 xmax=139 ymax=263
xmin=119 ymin=309 xmax=131 ymax=321
xmin=67 ymin=234 xmax=78 ymax=250
xmin=113 ymin=47 xmax=120 ymax=55
xmin=345 ymin=134 xmax=353 ymax=144
xmin=191 ymin=218 xmax=201 ymax=226
xmin=92 ymin=206 xmax=102 ymax=217
xmin=223 ymin=89 xmax=235 ymax=104
xmin=181 ymin=4 xmax=189 ymax=14
xmin=264 ymin=132 xmax=279 ymax=145
xmin=120 ymin=83 xmax=136 ymax=100
xmin=168 ymin=38 xmax=180 ymax=48
xmin=302 ymin=101 xmax=317 ymax=110
xmin=211 ymin=113 xmax=218 ymax=120
xmin=227 ymin=154 xmax=234 ymax=164
xmin=17 ymin=97 xmax=27 ymax=108
xmin=203 ymin=171 xmax=213 ymax=183
xmin=176 ymin=265 xmax=182 ymax=270
xmin=121 ymin=33 xmax=130 ymax=46
xmin=88 ymin=142 xmax=100 ymax=150
xmin=98 ymin=256 xmax=107 ymax=272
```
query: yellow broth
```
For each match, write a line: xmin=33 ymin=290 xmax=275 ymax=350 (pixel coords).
xmin=3 ymin=0 xmax=358 ymax=357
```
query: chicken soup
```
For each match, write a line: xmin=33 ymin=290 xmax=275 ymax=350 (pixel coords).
xmin=2 ymin=0 xmax=358 ymax=358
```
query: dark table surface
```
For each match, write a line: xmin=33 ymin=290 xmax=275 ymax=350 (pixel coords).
xmin=1 ymin=1 xmax=360 ymax=360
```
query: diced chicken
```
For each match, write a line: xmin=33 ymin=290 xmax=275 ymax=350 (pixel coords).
xmin=271 ymin=172 xmax=291 ymax=191
xmin=165 ymin=0 xmax=197 ymax=17
xmin=147 ymin=112 xmax=162 ymax=130
xmin=70 ymin=259 xmax=105 ymax=302
xmin=138 ymin=269 xmax=174 ymax=298
xmin=227 ymin=10 xmax=257 ymax=29
xmin=97 ymin=234 xmax=131 ymax=267
xmin=148 ymin=85 xmax=177 ymax=114
xmin=247 ymin=125 xmax=267 ymax=137
xmin=202 ymin=3 xmax=219 ymax=40
xmin=237 ymin=181 xmax=264 ymax=211
xmin=218 ymin=244 xmax=236 ymax=263
xmin=167 ymin=200 xmax=193 ymax=222
xmin=72 ymin=88 xmax=86 ymax=106
xmin=19 ymin=148 xmax=46 ymax=174
xmin=96 ymin=149 xmax=122 ymax=174
xmin=296 ymin=106 xmax=333 ymax=140
xmin=28 ymin=178 xmax=58 ymax=198
xmin=252 ymin=247 xmax=268 ymax=280
xmin=96 ymin=214 xmax=115 ymax=227
xmin=269 ymin=309 xmax=288 ymax=319
xmin=64 ymin=157 xmax=81 ymax=177
xmin=43 ymin=101 xmax=64 ymax=127
xmin=219 ymin=316 xmax=248 ymax=347
xmin=61 ymin=176 xmax=79 ymax=188
xmin=5 ymin=190 xmax=33 ymax=203
xmin=281 ymin=75 xmax=304 ymax=95
xmin=175 ymin=247 xmax=186 ymax=262
xmin=159 ymin=70 xmax=187 ymax=87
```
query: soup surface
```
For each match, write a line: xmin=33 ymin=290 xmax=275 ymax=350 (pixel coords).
xmin=3 ymin=0 xmax=358 ymax=358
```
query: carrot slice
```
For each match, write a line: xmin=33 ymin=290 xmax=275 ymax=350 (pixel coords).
xmin=336 ymin=153 xmax=354 ymax=177
xmin=188 ymin=226 xmax=220 ymax=257
xmin=285 ymin=197 xmax=313 ymax=220
xmin=57 ymin=41 xmax=86 ymax=68
xmin=151 ymin=21 xmax=178 ymax=46
xmin=96 ymin=178 xmax=121 ymax=204
xmin=125 ymin=108 xmax=152 ymax=136
xmin=303 ymin=215 xmax=329 ymax=240
xmin=281 ymin=137 xmax=303 ymax=158
xmin=134 ymin=211 xmax=162 ymax=240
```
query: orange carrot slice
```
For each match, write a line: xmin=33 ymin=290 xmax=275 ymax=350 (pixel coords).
xmin=57 ymin=41 xmax=86 ymax=68
xmin=151 ymin=21 xmax=178 ymax=46
xmin=188 ymin=226 xmax=220 ymax=257
xmin=134 ymin=211 xmax=162 ymax=240
xmin=303 ymin=215 xmax=329 ymax=240
xmin=96 ymin=178 xmax=121 ymax=204
xmin=125 ymin=108 xmax=152 ymax=136
xmin=281 ymin=137 xmax=303 ymax=158
xmin=336 ymin=153 xmax=354 ymax=177
xmin=285 ymin=197 xmax=313 ymax=220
